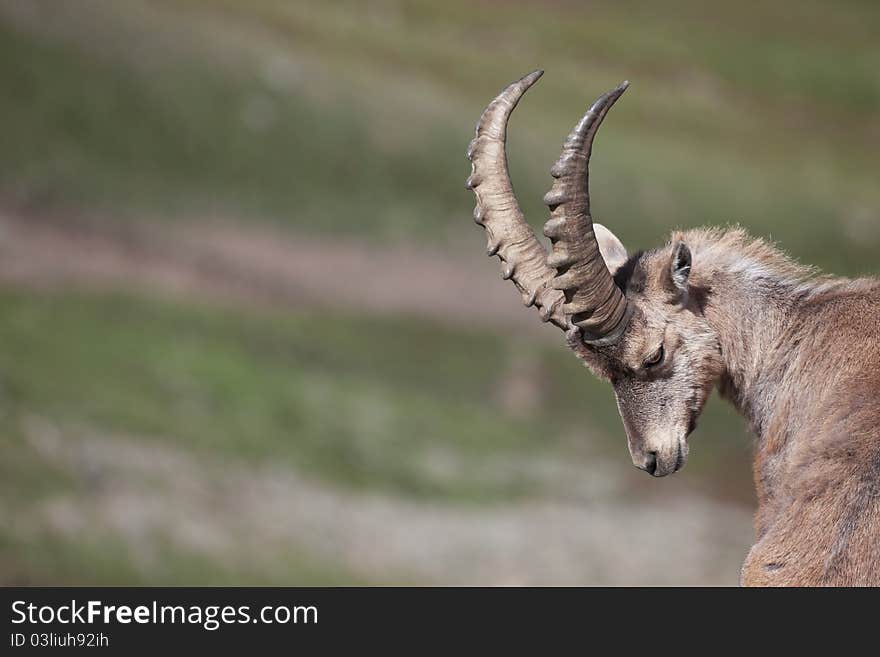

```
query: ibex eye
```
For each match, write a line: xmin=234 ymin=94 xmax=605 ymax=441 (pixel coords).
xmin=643 ymin=345 xmax=664 ymax=369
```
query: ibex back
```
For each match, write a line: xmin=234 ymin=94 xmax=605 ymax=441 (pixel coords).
xmin=466 ymin=71 xmax=880 ymax=586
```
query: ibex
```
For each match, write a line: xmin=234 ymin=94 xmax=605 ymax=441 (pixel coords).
xmin=466 ymin=71 xmax=880 ymax=586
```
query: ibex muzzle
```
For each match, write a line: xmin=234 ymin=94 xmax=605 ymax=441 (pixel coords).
xmin=467 ymin=72 xmax=880 ymax=585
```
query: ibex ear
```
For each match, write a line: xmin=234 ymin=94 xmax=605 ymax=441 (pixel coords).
xmin=668 ymin=241 xmax=692 ymax=297
xmin=594 ymin=223 xmax=628 ymax=276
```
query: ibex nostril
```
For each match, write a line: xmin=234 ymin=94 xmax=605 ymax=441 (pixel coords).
xmin=634 ymin=452 xmax=658 ymax=475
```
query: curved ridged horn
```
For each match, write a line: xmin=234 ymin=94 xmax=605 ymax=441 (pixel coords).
xmin=466 ymin=70 xmax=567 ymax=329
xmin=543 ymin=82 xmax=632 ymax=344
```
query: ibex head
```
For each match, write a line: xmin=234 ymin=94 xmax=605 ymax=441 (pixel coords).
xmin=467 ymin=71 xmax=723 ymax=477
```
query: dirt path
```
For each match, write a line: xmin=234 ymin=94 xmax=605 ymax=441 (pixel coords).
xmin=0 ymin=211 xmax=556 ymax=339
xmin=21 ymin=418 xmax=751 ymax=585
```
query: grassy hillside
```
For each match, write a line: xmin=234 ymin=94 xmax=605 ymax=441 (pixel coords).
xmin=0 ymin=290 xmax=751 ymax=584
xmin=2 ymin=0 xmax=878 ymax=271
xmin=1 ymin=0 xmax=875 ymax=584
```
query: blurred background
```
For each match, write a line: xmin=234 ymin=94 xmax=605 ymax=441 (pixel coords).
xmin=1 ymin=0 xmax=877 ymax=585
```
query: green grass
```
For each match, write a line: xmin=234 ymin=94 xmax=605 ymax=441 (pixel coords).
xmin=0 ymin=289 xmax=752 ymax=500
xmin=0 ymin=290 xmax=601 ymax=502
xmin=0 ymin=20 xmax=452 ymax=237
xmin=0 ymin=287 xmax=752 ymax=583
xmin=0 ymin=526 xmax=365 ymax=585
xmin=1 ymin=0 xmax=879 ymax=274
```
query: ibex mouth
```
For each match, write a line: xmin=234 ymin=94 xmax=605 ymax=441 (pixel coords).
xmin=673 ymin=439 xmax=687 ymax=474
xmin=647 ymin=438 xmax=689 ymax=477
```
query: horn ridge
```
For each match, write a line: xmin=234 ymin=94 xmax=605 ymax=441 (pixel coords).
xmin=466 ymin=71 xmax=567 ymax=329
xmin=542 ymin=81 xmax=631 ymax=343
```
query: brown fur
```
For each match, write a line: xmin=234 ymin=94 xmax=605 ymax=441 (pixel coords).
xmin=571 ymin=226 xmax=880 ymax=586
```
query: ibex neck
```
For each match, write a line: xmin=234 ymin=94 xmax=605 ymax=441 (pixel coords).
xmin=691 ymin=236 xmax=809 ymax=438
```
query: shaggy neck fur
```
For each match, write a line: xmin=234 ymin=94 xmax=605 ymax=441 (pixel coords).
xmin=684 ymin=228 xmax=880 ymax=585
xmin=685 ymin=229 xmax=817 ymax=439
